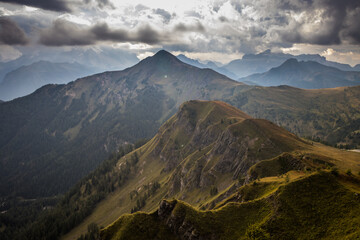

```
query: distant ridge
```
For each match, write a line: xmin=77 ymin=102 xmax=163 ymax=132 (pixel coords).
xmin=240 ymin=58 xmax=360 ymax=89
xmin=0 ymin=61 xmax=94 ymax=101
xmin=223 ymin=49 xmax=359 ymax=78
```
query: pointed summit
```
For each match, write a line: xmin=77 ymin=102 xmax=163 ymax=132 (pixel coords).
xmin=150 ymin=50 xmax=182 ymax=64
xmin=275 ymin=58 xmax=299 ymax=70
xmin=136 ymin=50 xmax=183 ymax=70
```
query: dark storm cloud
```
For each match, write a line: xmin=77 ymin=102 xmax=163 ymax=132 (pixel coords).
xmin=91 ymin=22 xmax=162 ymax=44
xmin=39 ymin=19 xmax=94 ymax=46
xmin=39 ymin=20 xmax=164 ymax=46
xmin=0 ymin=17 xmax=29 ymax=45
xmin=0 ymin=0 xmax=71 ymax=12
xmin=340 ymin=3 xmax=360 ymax=44
xmin=276 ymin=0 xmax=360 ymax=45
xmin=153 ymin=8 xmax=172 ymax=23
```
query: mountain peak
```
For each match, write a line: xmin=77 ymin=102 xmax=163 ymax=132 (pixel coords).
xmin=281 ymin=58 xmax=299 ymax=65
xmin=138 ymin=50 xmax=182 ymax=68
xmin=261 ymin=49 xmax=271 ymax=55
xmin=152 ymin=50 xmax=178 ymax=61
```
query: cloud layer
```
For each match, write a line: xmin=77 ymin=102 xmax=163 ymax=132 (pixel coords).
xmin=0 ymin=0 xmax=71 ymax=12
xmin=0 ymin=17 xmax=28 ymax=45
xmin=0 ymin=0 xmax=359 ymax=65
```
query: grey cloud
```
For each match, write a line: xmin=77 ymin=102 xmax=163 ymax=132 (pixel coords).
xmin=0 ymin=17 xmax=29 ymax=45
xmin=91 ymin=22 xmax=162 ymax=44
xmin=39 ymin=20 xmax=164 ymax=46
xmin=276 ymin=0 xmax=360 ymax=45
xmin=39 ymin=20 xmax=94 ymax=46
xmin=135 ymin=4 xmax=149 ymax=12
xmin=134 ymin=25 xmax=163 ymax=44
xmin=184 ymin=10 xmax=202 ymax=19
xmin=94 ymin=0 xmax=114 ymax=9
xmin=219 ymin=16 xmax=228 ymax=22
xmin=91 ymin=23 xmax=129 ymax=42
xmin=174 ymin=22 xmax=205 ymax=33
xmin=0 ymin=0 xmax=71 ymax=12
xmin=341 ymin=5 xmax=360 ymax=44
xmin=153 ymin=8 xmax=172 ymax=23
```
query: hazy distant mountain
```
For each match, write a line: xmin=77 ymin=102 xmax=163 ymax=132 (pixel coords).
xmin=224 ymin=49 xmax=359 ymax=78
xmin=240 ymin=58 xmax=360 ymax=89
xmin=0 ymin=61 xmax=96 ymax=101
xmin=177 ymin=54 xmax=238 ymax=79
xmin=0 ymin=47 xmax=139 ymax=84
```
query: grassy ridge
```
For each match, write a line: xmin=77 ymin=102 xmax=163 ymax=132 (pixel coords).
xmin=64 ymin=101 xmax=360 ymax=239
xmin=101 ymin=171 xmax=360 ymax=240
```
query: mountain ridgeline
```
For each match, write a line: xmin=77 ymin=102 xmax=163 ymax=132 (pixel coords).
xmin=222 ymin=49 xmax=360 ymax=78
xmin=87 ymin=101 xmax=360 ymax=240
xmin=0 ymin=50 xmax=359 ymax=202
xmin=24 ymin=100 xmax=360 ymax=240
xmin=240 ymin=58 xmax=360 ymax=89
xmin=0 ymin=61 xmax=94 ymax=101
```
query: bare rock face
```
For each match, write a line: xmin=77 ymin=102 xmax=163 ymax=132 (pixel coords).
xmin=158 ymin=199 xmax=177 ymax=220
xmin=151 ymin=101 xmax=303 ymax=202
xmin=158 ymin=200 xmax=214 ymax=240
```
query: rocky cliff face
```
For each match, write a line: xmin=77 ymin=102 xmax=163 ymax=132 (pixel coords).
xmin=148 ymin=101 xmax=306 ymax=197
xmin=158 ymin=200 xmax=211 ymax=240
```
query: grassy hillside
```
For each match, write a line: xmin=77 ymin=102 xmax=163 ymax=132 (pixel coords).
xmin=229 ymin=85 xmax=360 ymax=148
xmin=101 ymin=171 xmax=360 ymax=240
xmin=56 ymin=101 xmax=360 ymax=240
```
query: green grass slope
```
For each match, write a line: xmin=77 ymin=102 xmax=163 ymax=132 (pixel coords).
xmin=229 ymin=85 xmax=360 ymax=148
xmin=101 ymin=171 xmax=360 ymax=240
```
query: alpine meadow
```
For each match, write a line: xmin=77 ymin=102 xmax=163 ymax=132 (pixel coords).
xmin=0 ymin=1 xmax=360 ymax=240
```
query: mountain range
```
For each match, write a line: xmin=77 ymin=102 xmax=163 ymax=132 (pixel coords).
xmin=0 ymin=61 xmax=94 ymax=101
xmin=223 ymin=49 xmax=360 ymax=78
xmin=0 ymin=48 xmax=139 ymax=100
xmin=22 ymin=100 xmax=360 ymax=240
xmin=2 ymin=49 xmax=360 ymax=101
xmin=0 ymin=50 xmax=359 ymax=199
xmin=176 ymin=54 xmax=238 ymax=79
xmin=240 ymin=58 xmax=360 ymax=89
xmin=0 ymin=50 xmax=360 ymax=240
xmin=0 ymin=47 xmax=139 ymax=83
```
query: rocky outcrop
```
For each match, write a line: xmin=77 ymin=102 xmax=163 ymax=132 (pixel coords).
xmin=158 ymin=200 xmax=215 ymax=240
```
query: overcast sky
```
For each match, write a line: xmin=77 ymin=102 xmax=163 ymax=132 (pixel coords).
xmin=0 ymin=0 xmax=359 ymax=65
